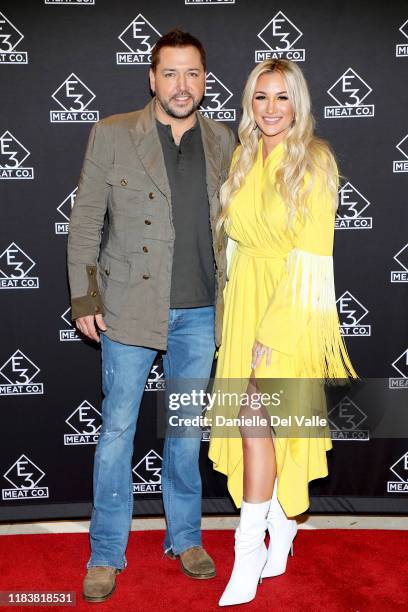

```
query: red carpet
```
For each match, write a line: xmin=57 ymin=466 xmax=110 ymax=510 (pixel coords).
xmin=0 ymin=530 xmax=407 ymax=611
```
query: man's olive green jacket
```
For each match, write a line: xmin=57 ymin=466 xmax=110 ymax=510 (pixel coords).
xmin=67 ymin=100 xmax=236 ymax=350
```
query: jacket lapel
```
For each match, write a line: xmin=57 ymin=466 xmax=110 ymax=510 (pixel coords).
xmin=129 ymin=100 xmax=222 ymax=204
xmin=198 ymin=113 xmax=222 ymax=202
xmin=129 ymin=100 xmax=171 ymax=200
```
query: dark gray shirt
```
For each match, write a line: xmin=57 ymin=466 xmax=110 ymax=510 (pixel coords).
xmin=156 ymin=119 xmax=215 ymax=308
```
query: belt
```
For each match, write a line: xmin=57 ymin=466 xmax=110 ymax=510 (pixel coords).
xmin=237 ymin=245 xmax=283 ymax=259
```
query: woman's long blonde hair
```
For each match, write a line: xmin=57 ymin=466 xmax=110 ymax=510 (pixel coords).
xmin=216 ymin=59 xmax=339 ymax=238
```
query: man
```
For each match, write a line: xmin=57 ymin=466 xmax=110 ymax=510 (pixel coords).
xmin=67 ymin=29 xmax=235 ymax=602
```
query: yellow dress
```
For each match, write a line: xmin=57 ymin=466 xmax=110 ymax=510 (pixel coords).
xmin=208 ymin=138 xmax=357 ymax=517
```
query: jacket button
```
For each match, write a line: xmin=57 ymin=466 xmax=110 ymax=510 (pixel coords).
xmin=218 ymin=270 xmax=223 ymax=278
xmin=148 ymin=192 xmax=155 ymax=199
xmin=142 ymin=273 xmax=150 ymax=280
xmin=144 ymin=219 xmax=151 ymax=225
xmin=142 ymin=246 xmax=149 ymax=253
xmin=217 ymin=244 xmax=222 ymax=252
xmin=120 ymin=178 xmax=128 ymax=186
xmin=94 ymin=305 xmax=100 ymax=313
xmin=88 ymin=268 xmax=94 ymax=276
xmin=90 ymin=290 xmax=97 ymax=297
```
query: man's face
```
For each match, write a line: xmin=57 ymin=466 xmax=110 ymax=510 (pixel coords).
xmin=149 ymin=45 xmax=205 ymax=119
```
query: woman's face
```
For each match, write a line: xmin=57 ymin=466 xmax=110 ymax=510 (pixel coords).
xmin=252 ymin=71 xmax=295 ymax=149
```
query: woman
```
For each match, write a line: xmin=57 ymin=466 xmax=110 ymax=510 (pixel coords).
xmin=208 ymin=59 xmax=358 ymax=607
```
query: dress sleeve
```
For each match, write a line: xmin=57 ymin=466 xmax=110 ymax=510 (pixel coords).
xmin=255 ymin=167 xmax=357 ymax=380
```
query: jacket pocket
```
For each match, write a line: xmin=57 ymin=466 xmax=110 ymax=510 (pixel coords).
xmin=98 ymin=253 xmax=131 ymax=316
xmin=106 ymin=167 xmax=146 ymax=217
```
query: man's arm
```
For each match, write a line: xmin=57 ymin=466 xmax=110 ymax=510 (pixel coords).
xmin=67 ymin=120 xmax=112 ymax=341
xmin=224 ymin=126 xmax=237 ymax=171
xmin=228 ymin=126 xmax=237 ymax=162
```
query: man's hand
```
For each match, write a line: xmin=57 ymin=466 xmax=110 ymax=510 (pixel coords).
xmin=75 ymin=314 xmax=107 ymax=342
xmin=251 ymin=340 xmax=272 ymax=370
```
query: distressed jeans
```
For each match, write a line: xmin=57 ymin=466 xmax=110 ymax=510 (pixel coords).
xmin=87 ymin=306 xmax=215 ymax=570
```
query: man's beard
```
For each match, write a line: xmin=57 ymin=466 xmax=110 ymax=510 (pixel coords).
xmin=157 ymin=92 xmax=201 ymax=119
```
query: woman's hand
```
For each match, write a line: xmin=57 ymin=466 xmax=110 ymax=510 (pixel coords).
xmin=251 ymin=340 xmax=272 ymax=370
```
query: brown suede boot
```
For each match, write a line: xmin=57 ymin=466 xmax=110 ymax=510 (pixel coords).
xmin=83 ymin=566 xmax=120 ymax=602
xmin=178 ymin=546 xmax=216 ymax=579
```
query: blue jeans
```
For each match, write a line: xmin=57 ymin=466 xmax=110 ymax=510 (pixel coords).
xmin=87 ymin=306 xmax=215 ymax=570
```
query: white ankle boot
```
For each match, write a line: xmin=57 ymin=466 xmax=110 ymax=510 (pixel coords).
xmin=219 ymin=499 xmax=270 ymax=607
xmin=261 ymin=480 xmax=297 ymax=579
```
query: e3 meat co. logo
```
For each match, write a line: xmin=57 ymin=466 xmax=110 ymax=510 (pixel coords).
xmin=145 ymin=361 xmax=165 ymax=391
xmin=328 ymin=395 xmax=369 ymax=441
xmin=0 ymin=350 xmax=44 ymax=395
xmin=116 ymin=14 xmax=161 ymax=65
xmin=185 ymin=1 xmax=235 ymax=4
xmin=255 ymin=12 xmax=305 ymax=63
xmin=2 ymin=455 xmax=49 ymax=500
xmin=324 ymin=68 xmax=374 ymax=118
xmin=44 ymin=0 xmax=95 ymax=4
xmin=50 ymin=74 xmax=99 ymax=123
xmin=390 ymin=243 xmax=408 ymax=283
xmin=392 ymin=134 xmax=408 ymax=173
xmin=396 ymin=19 xmax=408 ymax=58
xmin=64 ymin=400 xmax=101 ymax=445
xmin=0 ymin=243 xmax=39 ymax=289
xmin=55 ymin=187 xmax=77 ymax=235
xmin=389 ymin=349 xmax=408 ymax=389
xmin=387 ymin=451 xmax=408 ymax=492
xmin=0 ymin=132 xmax=34 ymax=179
xmin=59 ymin=306 xmax=80 ymax=342
xmin=199 ymin=72 xmax=236 ymax=121
xmin=0 ymin=12 xmax=28 ymax=64
xmin=337 ymin=291 xmax=371 ymax=337
xmin=133 ymin=450 xmax=162 ymax=494
xmin=335 ymin=182 xmax=373 ymax=230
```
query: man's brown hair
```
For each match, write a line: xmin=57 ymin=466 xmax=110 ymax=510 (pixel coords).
xmin=151 ymin=28 xmax=206 ymax=72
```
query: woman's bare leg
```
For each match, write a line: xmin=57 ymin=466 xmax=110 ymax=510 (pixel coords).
xmin=240 ymin=373 xmax=276 ymax=503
